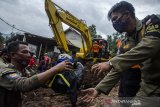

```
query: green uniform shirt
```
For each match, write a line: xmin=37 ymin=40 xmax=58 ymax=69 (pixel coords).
xmin=0 ymin=64 xmax=42 ymax=92
xmin=0 ymin=64 xmax=42 ymax=107
xmin=95 ymin=15 xmax=160 ymax=96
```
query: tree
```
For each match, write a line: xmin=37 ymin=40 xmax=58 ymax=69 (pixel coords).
xmin=89 ymin=24 xmax=103 ymax=39
xmin=89 ymin=24 xmax=97 ymax=38
xmin=107 ymin=33 xmax=119 ymax=57
xmin=97 ymin=34 xmax=102 ymax=38
xmin=10 ymin=32 xmax=16 ymax=38
xmin=0 ymin=32 xmax=5 ymax=48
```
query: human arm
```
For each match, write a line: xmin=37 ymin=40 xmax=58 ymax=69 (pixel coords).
xmin=92 ymin=36 xmax=160 ymax=95
xmin=81 ymin=68 xmax=121 ymax=103
xmin=0 ymin=60 xmax=73 ymax=92
xmin=92 ymin=15 xmax=160 ymax=76
xmin=95 ymin=68 xmax=121 ymax=95
xmin=91 ymin=15 xmax=160 ymax=94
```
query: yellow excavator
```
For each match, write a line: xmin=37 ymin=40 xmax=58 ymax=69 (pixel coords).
xmin=45 ymin=0 xmax=109 ymax=62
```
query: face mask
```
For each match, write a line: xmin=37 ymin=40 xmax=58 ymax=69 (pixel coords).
xmin=113 ymin=19 xmax=128 ymax=33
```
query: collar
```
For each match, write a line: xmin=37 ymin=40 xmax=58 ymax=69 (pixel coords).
xmin=7 ymin=63 xmax=26 ymax=76
xmin=135 ymin=17 xmax=143 ymax=32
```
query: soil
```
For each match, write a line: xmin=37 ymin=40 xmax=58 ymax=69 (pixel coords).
xmin=22 ymin=62 xmax=119 ymax=107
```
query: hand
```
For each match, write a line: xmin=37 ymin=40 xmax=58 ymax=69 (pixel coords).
xmin=91 ymin=62 xmax=111 ymax=77
xmin=81 ymin=88 xmax=99 ymax=103
xmin=52 ymin=60 xmax=73 ymax=73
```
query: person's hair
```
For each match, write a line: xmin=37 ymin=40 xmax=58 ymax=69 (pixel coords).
xmin=0 ymin=48 xmax=8 ymax=56
xmin=108 ymin=1 xmax=135 ymax=20
xmin=0 ymin=48 xmax=10 ymax=63
xmin=7 ymin=41 xmax=28 ymax=54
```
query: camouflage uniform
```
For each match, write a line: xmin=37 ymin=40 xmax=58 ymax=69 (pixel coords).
xmin=95 ymin=15 xmax=160 ymax=106
xmin=0 ymin=58 xmax=8 ymax=68
xmin=0 ymin=64 xmax=41 ymax=107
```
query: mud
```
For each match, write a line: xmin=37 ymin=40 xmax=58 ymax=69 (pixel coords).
xmin=22 ymin=62 xmax=118 ymax=107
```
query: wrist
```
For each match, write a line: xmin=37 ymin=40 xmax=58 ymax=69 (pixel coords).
xmin=50 ymin=67 xmax=59 ymax=74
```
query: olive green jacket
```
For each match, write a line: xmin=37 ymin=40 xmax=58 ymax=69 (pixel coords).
xmin=95 ymin=15 xmax=160 ymax=96
xmin=0 ymin=64 xmax=42 ymax=107
xmin=0 ymin=64 xmax=41 ymax=92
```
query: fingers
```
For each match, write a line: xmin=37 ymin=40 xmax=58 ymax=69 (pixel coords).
xmin=93 ymin=67 xmax=100 ymax=77
xmin=81 ymin=88 xmax=97 ymax=104
xmin=97 ymin=69 xmax=103 ymax=77
xmin=91 ymin=64 xmax=99 ymax=75
xmin=91 ymin=63 xmax=103 ymax=77
xmin=81 ymin=94 xmax=89 ymax=101
xmin=64 ymin=60 xmax=73 ymax=71
xmin=91 ymin=64 xmax=98 ymax=72
xmin=81 ymin=92 xmax=93 ymax=103
xmin=83 ymin=96 xmax=93 ymax=103
xmin=81 ymin=88 xmax=90 ymax=94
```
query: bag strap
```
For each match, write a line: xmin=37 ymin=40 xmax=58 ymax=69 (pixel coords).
xmin=48 ymin=74 xmax=70 ymax=88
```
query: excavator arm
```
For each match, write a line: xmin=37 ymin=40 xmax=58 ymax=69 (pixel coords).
xmin=45 ymin=0 xmax=92 ymax=58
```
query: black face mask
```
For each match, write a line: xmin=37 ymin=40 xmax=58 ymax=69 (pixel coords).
xmin=113 ymin=19 xmax=128 ymax=33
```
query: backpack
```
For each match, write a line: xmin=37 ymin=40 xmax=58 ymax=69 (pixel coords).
xmin=47 ymin=71 xmax=77 ymax=94
xmin=47 ymin=71 xmax=78 ymax=107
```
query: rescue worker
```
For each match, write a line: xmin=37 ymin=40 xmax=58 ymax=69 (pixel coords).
xmin=117 ymin=33 xmax=141 ymax=107
xmin=91 ymin=41 xmax=102 ymax=58
xmin=98 ymin=40 xmax=103 ymax=58
xmin=114 ymin=33 xmax=141 ymax=100
xmin=81 ymin=1 xmax=160 ymax=107
xmin=0 ymin=41 xmax=73 ymax=107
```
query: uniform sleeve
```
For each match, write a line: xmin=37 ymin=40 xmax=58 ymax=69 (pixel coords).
xmin=110 ymin=17 xmax=160 ymax=72
xmin=1 ymin=70 xmax=42 ymax=92
xmin=95 ymin=37 xmax=160 ymax=95
xmin=13 ymin=75 xmax=42 ymax=92
xmin=95 ymin=15 xmax=160 ymax=94
xmin=95 ymin=68 xmax=121 ymax=95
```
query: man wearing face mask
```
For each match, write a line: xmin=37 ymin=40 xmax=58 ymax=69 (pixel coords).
xmin=0 ymin=41 xmax=73 ymax=107
xmin=81 ymin=1 xmax=160 ymax=107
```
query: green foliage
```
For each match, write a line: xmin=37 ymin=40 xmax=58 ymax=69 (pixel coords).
xmin=97 ymin=35 xmax=102 ymax=38
xmin=10 ymin=32 xmax=16 ymax=38
xmin=89 ymin=24 xmax=125 ymax=57
xmin=107 ymin=33 xmax=119 ymax=57
xmin=89 ymin=24 xmax=102 ymax=39
xmin=0 ymin=32 xmax=5 ymax=47
xmin=107 ymin=32 xmax=126 ymax=57
xmin=89 ymin=24 xmax=97 ymax=38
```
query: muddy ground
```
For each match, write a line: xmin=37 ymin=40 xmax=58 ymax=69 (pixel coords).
xmin=22 ymin=62 xmax=119 ymax=107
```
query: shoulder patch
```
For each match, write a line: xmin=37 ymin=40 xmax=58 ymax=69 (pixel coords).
xmin=145 ymin=23 xmax=160 ymax=38
xmin=144 ymin=15 xmax=160 ymax=38
xmin=5 ymin=73 xmax=21 ymax=80
xmin=0 ymin=68 xmax=16 ymax=76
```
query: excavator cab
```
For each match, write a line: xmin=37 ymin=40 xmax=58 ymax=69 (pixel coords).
xmin=88 ymin=38 xmax=110 ymax=62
